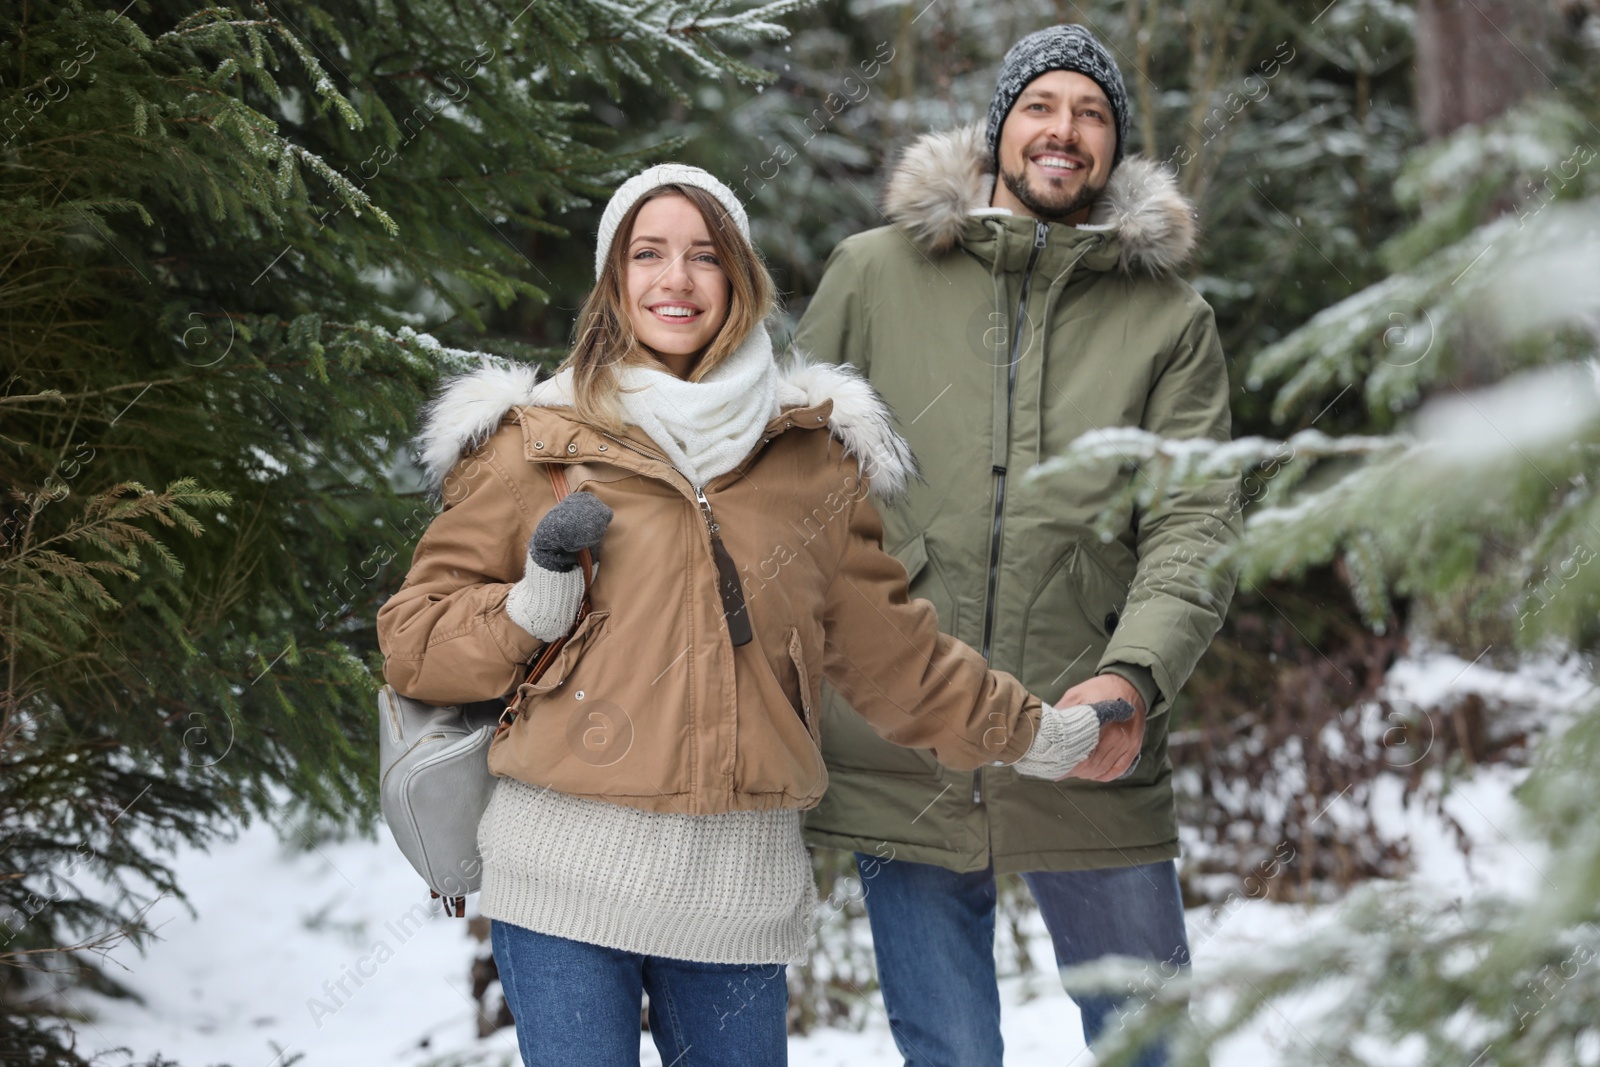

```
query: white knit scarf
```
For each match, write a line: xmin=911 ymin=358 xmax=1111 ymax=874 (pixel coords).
xmin=537 ymin=327 xmax=781 ymax=487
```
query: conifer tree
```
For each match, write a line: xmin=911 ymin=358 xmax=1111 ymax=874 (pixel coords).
xmin=1039 ymin=11 xmax=1600 ymax=1061
xmin=0 ymin=0 xmax=803 ymax=1059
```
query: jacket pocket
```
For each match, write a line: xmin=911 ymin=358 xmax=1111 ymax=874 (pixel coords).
xmin=890 ymin=531 xmax=961 ymax=639
xmin=787 ymin=627 xmax=819 ymax=746
xmin=889 ymin=531 xmax=929 ymax=584
xmin=519 ymin=610 xmax=611 ymax=696
xmin=732 ymin=626 xmax=827 ymax=799
xmin=1077 ymin=540 xmax=1134 ymax=611
xmin=488 ymin=610 xmax=614 ymax=781
xmin=1018 ymin=545 xmax=1129 ymax=698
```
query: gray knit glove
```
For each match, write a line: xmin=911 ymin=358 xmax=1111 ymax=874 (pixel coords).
xmin=505 ymin=492 xmax=611 ymax=642
xmin=1012 ymin=699 xmax=1136 ymax=780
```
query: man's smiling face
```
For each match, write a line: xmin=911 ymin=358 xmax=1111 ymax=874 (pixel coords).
xmin=991 ymin=69 xmax=1117 ymax=225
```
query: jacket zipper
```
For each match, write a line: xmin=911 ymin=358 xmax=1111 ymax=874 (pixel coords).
xmin=593 ymin=431 xmax=754 ymax=645
xmin=693 ymin=483 xmax=755 ymax=645
xmin=980 ymin=219 xmax=1049 ymax=662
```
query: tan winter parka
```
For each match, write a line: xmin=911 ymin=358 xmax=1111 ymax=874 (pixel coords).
xmin=376 ymin=359 xmax=1044 ymax=816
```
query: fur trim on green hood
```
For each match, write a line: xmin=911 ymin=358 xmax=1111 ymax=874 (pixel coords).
xmin=882 ymin=122 xmax=1198 ymax=275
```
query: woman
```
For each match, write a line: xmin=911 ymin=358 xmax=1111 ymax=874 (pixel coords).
xmin=376 ymin=164 xmax=1127 ymax=1066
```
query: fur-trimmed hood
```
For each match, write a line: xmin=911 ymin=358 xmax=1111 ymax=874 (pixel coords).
xmin=415 ymin=355 xmax=917 ymax=498
xmin=882 ymin=122 xmax=1197 ymax=274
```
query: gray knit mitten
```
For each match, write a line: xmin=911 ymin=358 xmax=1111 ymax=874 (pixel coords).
xmin=505 ymin=492 xmax=611 ymax=642
xmin=1012 ymin=699 xmax=1136 ymax=780
xmin=530 ymin=491 xmax=612 ymax=572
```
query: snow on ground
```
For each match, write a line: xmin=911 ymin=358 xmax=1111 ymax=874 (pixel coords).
xmin=70 ymin=650 xmax=1590 ymax=1066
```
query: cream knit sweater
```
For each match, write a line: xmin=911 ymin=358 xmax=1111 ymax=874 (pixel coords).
xmin=477 ymin=778 xmax=816 ymax=964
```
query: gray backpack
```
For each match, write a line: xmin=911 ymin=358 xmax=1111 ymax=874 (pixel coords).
xmin=377 ymin=465 xmax=592 ymax=916
xmin=377 ymin=689 xmax=504 ymax=915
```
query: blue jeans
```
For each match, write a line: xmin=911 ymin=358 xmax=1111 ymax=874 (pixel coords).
xmin=489 ymin=919 xmax=789 ymax=1066
xmin=854 ymin=853 xmax=1190 ymax=1067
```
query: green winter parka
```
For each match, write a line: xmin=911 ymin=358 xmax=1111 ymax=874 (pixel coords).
xmin=794 ymin=123 xmax=1241 ymax=874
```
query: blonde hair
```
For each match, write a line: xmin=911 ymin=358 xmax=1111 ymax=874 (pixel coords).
xmin=565 ymin=184 xmax=775 ymax=432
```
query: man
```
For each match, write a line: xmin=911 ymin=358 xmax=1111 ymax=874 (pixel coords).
xmin=795 ymin=24 xmax=1240 ymax=1067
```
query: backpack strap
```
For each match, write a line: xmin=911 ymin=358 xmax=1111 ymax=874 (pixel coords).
xmin=495 ymin=465 xmax=594 ymax=734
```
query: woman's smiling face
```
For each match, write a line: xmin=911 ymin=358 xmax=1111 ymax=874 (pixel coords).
xmin=623 ymin=194 xmax=731 ymax=378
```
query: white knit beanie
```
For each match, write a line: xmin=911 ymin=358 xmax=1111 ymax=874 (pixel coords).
xmin=593 ymin=163 xmax=750 ymax=280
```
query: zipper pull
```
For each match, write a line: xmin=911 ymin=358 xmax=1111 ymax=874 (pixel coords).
xmin=1035 ymin=220 xmax=1048 ymax=248
xmin=693 ymin=484 xmax=753 ymax=647
xmin=693 ymin=484 xmax=718 ymax=533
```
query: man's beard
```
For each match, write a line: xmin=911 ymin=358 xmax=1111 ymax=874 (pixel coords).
xmin=998 ymin=161 xmax=1107 ymax=222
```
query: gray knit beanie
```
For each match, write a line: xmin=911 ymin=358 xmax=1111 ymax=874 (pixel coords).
xmin=986 ymin=24 xmax=1130 ymax=169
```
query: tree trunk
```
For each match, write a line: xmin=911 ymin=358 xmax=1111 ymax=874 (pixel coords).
xmin=1414 ymin=0 xmax=1553 ymax=140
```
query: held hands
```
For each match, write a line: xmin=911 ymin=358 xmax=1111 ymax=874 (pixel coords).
xmin=1058 ymin=673 xmax=1147 ymax=782
xmin=1011 ymin=674 xmax=1147 ymax=782
xmin=505 ymin=492 xmax=612 ymax=642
